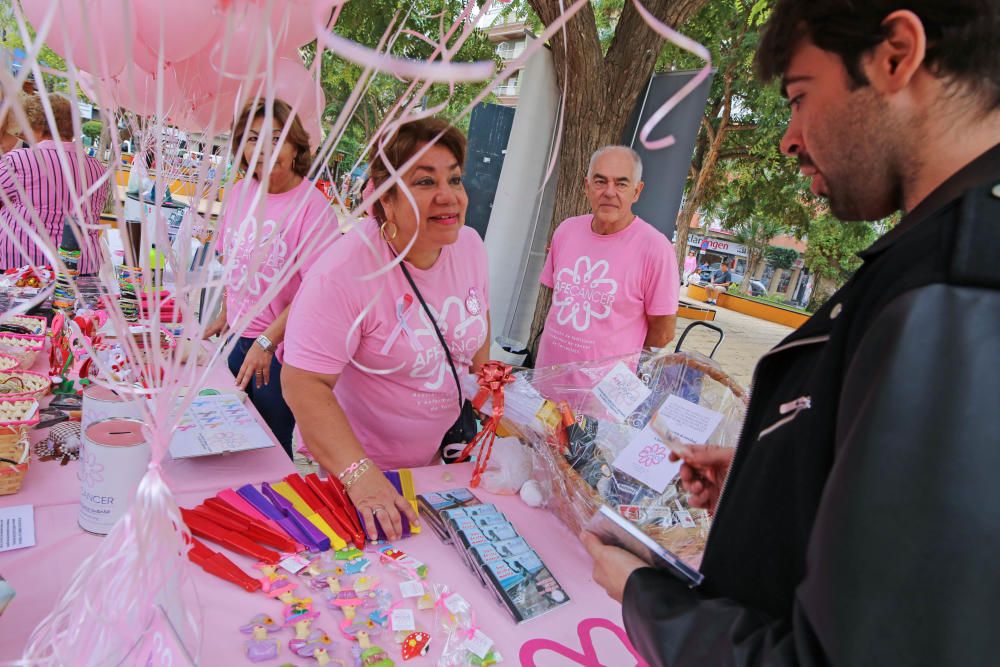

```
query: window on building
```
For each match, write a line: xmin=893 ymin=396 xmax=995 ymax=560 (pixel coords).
xmin=777 ymin=270 xmax=792 ymax=293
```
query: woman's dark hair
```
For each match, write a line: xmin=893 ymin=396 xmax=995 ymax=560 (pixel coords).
xmin=231 ymin=98 xmax=312 ymax=178
xmin=756 ymin=0 xmax=1000 ymax=108
xmin=367 ymin=117 xmax=467 ymax=223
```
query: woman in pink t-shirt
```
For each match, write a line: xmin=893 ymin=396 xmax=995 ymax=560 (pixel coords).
xmin=205 ymin=99 xmax=337 ymax=458
xmin=283 ymin=118 xmax=491 ymax=540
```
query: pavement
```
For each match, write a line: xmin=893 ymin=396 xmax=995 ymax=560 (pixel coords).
xmin=675 ymin=293 xmax=796 ymax=391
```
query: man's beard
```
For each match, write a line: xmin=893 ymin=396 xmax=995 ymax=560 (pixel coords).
xmin=819 ymin=88 xmax=907 ymax=222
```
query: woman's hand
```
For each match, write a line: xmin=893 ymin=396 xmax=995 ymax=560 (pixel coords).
xmin=235 ymin=343 xmax=274 ymax=390
xmin=203 ymin=314 xmax=228 ymax=339
xmin=346 ymin=467 xmax=419 ymax=542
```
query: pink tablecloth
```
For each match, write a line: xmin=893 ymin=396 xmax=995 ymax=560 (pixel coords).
xmin=0 ymin=370 xmax=634 ymax=666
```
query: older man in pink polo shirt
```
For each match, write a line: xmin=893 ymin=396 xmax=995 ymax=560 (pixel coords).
xmin=535 ymin=145 xmax=680 ymax=368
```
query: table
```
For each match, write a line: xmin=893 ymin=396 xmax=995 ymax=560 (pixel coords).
xmin=0 ymin=367 xmax=636 ymax=665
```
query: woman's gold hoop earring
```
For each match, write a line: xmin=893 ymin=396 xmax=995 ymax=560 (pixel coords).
xmin=380 ymin=220 xmax=398 ymax=241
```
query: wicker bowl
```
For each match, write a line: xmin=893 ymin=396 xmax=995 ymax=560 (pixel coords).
xmin=0 ymin=333 xmax=45 ymax=368
xmin=0 ymin=370 xmax=51 ymax=401
xmin=3 ymin=314 xmax=47 ymax=336
xmin=0 ymin=353 xmax=19 ymax=372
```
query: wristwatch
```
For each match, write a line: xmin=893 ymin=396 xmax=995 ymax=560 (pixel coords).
xmin=255 ymin=334 xmax=274 ymax=353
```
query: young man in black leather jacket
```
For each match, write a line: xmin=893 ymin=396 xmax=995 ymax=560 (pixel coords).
xmin=581 ymin=2 xmax=1000 ymax=665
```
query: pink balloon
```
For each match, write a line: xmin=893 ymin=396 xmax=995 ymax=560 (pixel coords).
xmin=273 ymin=57 xmax=324 ymax=116
xmin=113 ymin=68 xmax=184 ymax=118
xmin=130 ymin=39 xmax=161 ymax=75
xmin=191 ymin=91 xmax=240 ymax=138
xmin=270 ymin=1 xmax=316 ymax=50
xmin=133 ymin=0 xmax=224 ymax=63
xmin=21 ymin=0 xmax=130 ymax=77
xmin=174 ymin=52 xmax=240 ymax=105
xmin=209 ymin=3 xmax=276 ymax=79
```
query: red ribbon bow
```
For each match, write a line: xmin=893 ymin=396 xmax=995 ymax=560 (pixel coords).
xmin=458 ymin=361 xmax=514 ymax=487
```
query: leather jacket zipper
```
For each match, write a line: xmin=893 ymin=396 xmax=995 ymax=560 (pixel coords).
xmin=758 ymin=396 xmax=812 ymax=439
xmin=701 ymin=335 xmax=830 ymax=569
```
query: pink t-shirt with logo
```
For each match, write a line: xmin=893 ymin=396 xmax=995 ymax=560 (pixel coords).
xmin=536 ymin=214 xmax=679 ymax=368
xmin=283 ymin=223 xmax=490 ymax=470
xmin=217 ymin=177 xmax=339 ymax=338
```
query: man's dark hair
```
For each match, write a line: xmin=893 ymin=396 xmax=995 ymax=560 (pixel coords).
xmin=756 ymin=1 xmax=1000 ymax=108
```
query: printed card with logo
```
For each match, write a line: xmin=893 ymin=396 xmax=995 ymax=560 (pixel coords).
xmin=592 ymin=362 xmax=651 ymax=423
xmin=612 ymin=424 xmax=683 ymax=493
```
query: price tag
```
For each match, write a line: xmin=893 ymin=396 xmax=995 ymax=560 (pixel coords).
xmin=390 ymin=608 xmax=416 ymax=632
xmin=464 ymin=629 xmax=494 ymax=659
xmin=444 ymin=593 xmax=467 ymax=614
xmin=399 ymin=580 xmax=425 ymax=598
xmin=278 ymin=554 xmax=310 ymax=574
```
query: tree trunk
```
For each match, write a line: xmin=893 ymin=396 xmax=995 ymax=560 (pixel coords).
xmin=525 ymin=0 xmax=708 ymax=358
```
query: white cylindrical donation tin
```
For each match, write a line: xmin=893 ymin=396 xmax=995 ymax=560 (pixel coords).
xmin=79 ymin=418 xmax=150 ymax=535
xmin=81 ymin=384 xmax=140 ymax=432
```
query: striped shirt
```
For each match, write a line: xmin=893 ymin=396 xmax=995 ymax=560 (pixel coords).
xmin=0 ymin=140 xmax=110 ymax=275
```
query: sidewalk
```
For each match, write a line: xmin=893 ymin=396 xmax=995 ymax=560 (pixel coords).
xmin=675 ymin=298 xmax=796 ymax=390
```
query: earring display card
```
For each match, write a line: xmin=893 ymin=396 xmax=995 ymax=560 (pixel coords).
xmin=415 ymin=488 xmax=482 ymax=543
xmin=168 ymin=394 xmax=276 ymax=458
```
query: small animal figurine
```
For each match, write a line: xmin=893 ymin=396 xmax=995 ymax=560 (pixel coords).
xmin=242 ymin=624 xmax=280 ymax=662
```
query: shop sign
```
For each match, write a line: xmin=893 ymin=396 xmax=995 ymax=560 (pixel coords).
xmin=687 ymin=234 xmax=748 ymax=257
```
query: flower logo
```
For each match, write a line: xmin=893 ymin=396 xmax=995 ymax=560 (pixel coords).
xmin=637 ymin=443 xmax=667 ymax=468
xmin=78 ymin=449 xmax=105 ymax=486
xmin=552 ymin=255 xmax=618 ymax=332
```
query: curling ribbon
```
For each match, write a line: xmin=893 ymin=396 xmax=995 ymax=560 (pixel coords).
xmin=457 ymin=361 xmax=514 ymax=487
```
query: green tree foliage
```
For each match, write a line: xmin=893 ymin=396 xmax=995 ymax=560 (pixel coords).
xmin=765 ymin=245 xmax=798 ymax=271
xmin=664 ymin=1 xmax=816 ymax=274
xmin=0 ymin=6 xmax=70 ymax=93
xmin=82 ymin=119 xmax=102 ymax=140
xmin=728 ymin=216 xmax=785 ymax=292
xmin=302 ymin=0 xmax=499 ymax=171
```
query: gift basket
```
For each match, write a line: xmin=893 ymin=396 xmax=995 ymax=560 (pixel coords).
xmin=484 ymin=350 xmax=747 ymax=567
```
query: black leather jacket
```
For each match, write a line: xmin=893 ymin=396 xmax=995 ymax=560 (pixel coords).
xmin=622 ymin=145 xmax=1000 ymax=666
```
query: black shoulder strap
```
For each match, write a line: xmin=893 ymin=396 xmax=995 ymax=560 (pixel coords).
xmin=396 ymin=257 xmax=464 ymax=408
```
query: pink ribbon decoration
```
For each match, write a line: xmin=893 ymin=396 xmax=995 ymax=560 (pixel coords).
xmin=519 ymin=617 xmax=649 ymax=667
xmin=379 ymin=294 xmax=424 ymax=355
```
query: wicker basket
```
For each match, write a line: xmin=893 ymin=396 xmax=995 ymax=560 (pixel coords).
xmin=0 ymin=353 xmax=19 ymax=372
xmin=0 ymin=332 xmax=45 ymax=368
xmin=0 ymin=371 xmax=51 ymax=401
xmin=0 ymin=432 xmax=29 ymax=495
xmin=3 ymin=314 xmax=47 ymax=336
xmin=528 ymin=352 xmax=748 ymax=562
